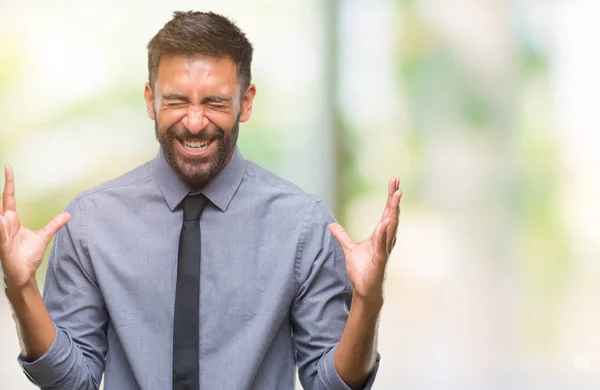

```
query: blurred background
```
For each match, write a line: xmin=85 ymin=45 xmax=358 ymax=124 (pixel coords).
xmin=1 ymin=0 xmax=599 ymax=389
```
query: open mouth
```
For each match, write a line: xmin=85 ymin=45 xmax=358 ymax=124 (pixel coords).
xmin=181 ymin=139 xmax=211 ymax=152
xmin=176 ymin=138 xmax=216 ymax=158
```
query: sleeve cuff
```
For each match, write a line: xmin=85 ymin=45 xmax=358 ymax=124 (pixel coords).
xmin=18 ymin=322 xmax=74 ymax=387
xmin=317 ymin=344 xmax=381 ymax=390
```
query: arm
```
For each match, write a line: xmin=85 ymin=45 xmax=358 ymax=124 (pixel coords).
xmin=1 ymin=165 xmax=67 ymax=361
xmin=6 ymin=280 xmax=57 ymax=362
xmin=1 ymin=165 xmax=107 ymax=389
xmin=329 ymin=177 xmax=402 ymax=389
xmin=333 ymin=295 xmax=382 ymax=389
xmin=290 ymin=189 xmax=393 ymax=389
xmin=291 ymin=199 xmax=360 ymax=390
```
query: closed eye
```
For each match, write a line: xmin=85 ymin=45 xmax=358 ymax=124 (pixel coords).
xmin=164 ymin=101 xmax=187 ymax=109
xmin=161 ymin=93 xmax=190 ymax=109
xmin=203 ymin=95 xmax=234 ymax=109
xmin=207 ymin=103 xmax=229 ymax=110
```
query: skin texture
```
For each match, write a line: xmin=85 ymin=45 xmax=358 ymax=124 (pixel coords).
xmin=145 ymin=55 xmax=255 ymax=187
xmin=1 ymin=55 xmax=402 ymax=389
xmin=329 ymin=177 xmax=402 ymax=389
xmin=0 ymin=164 xmax=68 ymax=360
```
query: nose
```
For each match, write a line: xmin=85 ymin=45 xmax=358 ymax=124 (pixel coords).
xmin=182 ymin=106 xmax=209 ymax=134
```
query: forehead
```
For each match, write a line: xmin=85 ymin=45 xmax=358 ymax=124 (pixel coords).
xmin=155 ymin=55 xmax=239 ymax=96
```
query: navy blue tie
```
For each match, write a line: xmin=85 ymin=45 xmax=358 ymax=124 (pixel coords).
xmin=173 ymin=194 xmax=206 ymax=390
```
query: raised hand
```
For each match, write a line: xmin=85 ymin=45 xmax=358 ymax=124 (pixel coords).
xmin=328 ymin=177 xmax=402 ymax=303
xmin=0 ymin=165 xmax=71 ymax=290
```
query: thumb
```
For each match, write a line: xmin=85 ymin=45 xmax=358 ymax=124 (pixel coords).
xmin=38 ymin=212 xmax=71 ymax=242
xmin=328 ymin=222 xmax=354 ymax=251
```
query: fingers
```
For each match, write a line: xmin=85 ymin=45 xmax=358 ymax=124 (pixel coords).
xmin=0 ymin=166 xmax=5 ymax=214
xmin=381 ymin=178 xmax=394 ymax=216
xmin=381 ymin=177 xmax=400 ymax=219
xmin=328 ymin=223 xmax=354 ymax=252
xmin=2 ymin=164 xmax=16 ymax=213
xmin=0 ymin=219 xmax=5 ymax=246
xmin=380 ymin=177 xmax=402 ymax=251
xmin=374 ymin=218 xmax=392 ymax=259
xmin=38 ymin=212 xmax=71 ymax=242
xmin=386 ymin=189 xmax=402 ymax=250
xmin=387 ymin=177 xmax=397 ymax=205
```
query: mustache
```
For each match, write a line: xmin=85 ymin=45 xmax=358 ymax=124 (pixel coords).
xmin=166 ymin=125 xmax=225 ymax=142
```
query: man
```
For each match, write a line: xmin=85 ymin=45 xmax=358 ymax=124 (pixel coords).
xmin=0 ymin=11 xmax=402 ymax=390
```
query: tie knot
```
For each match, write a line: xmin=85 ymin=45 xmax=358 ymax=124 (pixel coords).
xmin=183 ymin=194 xmax=206 ymax=221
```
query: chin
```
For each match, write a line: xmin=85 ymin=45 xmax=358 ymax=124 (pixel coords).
xmin=178 ymin=162 xmax=214 ymax=184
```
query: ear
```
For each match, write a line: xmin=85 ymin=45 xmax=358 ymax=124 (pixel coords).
xmin=144 ymin=83 xmax=156 ymax=120
xmin=239 ymin=84 xmax=256 ymax=123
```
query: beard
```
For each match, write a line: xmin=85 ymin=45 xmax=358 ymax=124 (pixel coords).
xmin=155 ymin=112 xmax=240 ymax=187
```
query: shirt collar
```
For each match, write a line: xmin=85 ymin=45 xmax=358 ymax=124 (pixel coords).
xmin=152 ymin=146 xmax=245 ymax=212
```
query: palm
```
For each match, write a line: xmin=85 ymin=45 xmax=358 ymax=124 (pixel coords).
xmin=329 ymin=177 xmax=402 ymax=300
xmin=0 ymin=211 xmax=49 ymax=286
xmin=343 ymin=237 xmax=382 ymax=296
xmin=0 ymin=165 xmax=71 ymax=289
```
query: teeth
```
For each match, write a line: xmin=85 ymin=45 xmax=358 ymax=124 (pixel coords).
xmin=183 ymin=140 xmax=210 ymax=151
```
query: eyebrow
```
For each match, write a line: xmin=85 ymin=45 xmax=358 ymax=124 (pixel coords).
xmin=161 ymin=93 xmax=190 ymax=102
xmin=202 ymin=95 xmax=234 ymax=105
xmin=160 ymin=94 xmax=234 ymax=105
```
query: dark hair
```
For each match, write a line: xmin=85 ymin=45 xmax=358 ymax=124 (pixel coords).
xmin=147 ymin=11 xmax=253 ymax=94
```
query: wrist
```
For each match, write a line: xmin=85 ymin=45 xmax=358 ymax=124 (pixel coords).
xmin=4 ymin=277 xmax=39 ymax=298
xmin=351 ymin=292 xmax=384 ymax=316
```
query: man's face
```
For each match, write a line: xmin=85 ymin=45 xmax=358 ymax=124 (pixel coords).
xmin=144 ymin=55 xmax=255 ymax=187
